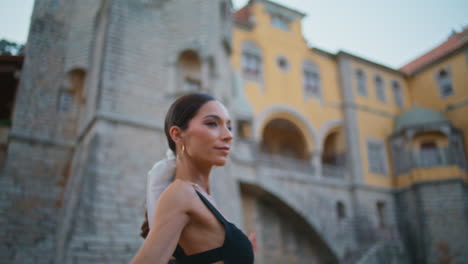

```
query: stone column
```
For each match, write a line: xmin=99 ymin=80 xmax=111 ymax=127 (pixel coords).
xmin=311 ymin=149 xmax=322 ymax=178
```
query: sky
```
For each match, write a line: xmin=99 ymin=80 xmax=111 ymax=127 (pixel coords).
xmin=0 ymin=0 xmax=467 ymax=69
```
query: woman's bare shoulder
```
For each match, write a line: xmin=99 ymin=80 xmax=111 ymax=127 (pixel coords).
xmin=158 ymin=180 xmax=197 ymax=212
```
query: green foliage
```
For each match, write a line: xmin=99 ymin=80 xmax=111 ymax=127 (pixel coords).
xmin=0 ymin=119 xmax=12 ymax=127
xmin=0 ymin=39 xmax=25 ymax=55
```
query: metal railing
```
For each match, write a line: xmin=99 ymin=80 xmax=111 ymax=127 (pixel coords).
xmin=322 ymin=164 xmax=347 ymax=178
xmin=256 ymin=152 xmax=314 ymax=173
xmin=233 ymin=140 xmax=348 ymax=178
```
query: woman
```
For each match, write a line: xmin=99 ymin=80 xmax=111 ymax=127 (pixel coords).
xmin=131 ymin=93 xmax=255 ymax=264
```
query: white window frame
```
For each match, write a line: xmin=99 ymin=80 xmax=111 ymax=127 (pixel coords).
xmin=374 ymin=75 xmax=386 ymax=103
xmin=435 ymin=68 xmax=454 ymax=98
xmin=391 ymin=80 xmax=404 ymax=107
xmin=242 ymin=52 xmax=261 ymax=75
xmin=366 ymin=138 xmax=388 ymax=175
xmin=241 ymin=41 xmax=263 ymax=82
xmin=302 ymin=60 xmax=321 ymax=100
xmin=271 ymin=14 xmax=290 ymax=31
xmin=355 ymin=69 xmax=367 ymax=97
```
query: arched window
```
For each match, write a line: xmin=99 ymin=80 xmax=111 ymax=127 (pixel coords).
xmin=58 ymin=69 xmax=86 ymax=113
xmin=241 ymin=41 xmax=262 ymax=80
xmin=177 ymin=50 xmax=202 ymax=92
xmin=355 ymin=69 xmax=367 ymax=96
xmin=303 ymin=60 xmax=321 ymax=98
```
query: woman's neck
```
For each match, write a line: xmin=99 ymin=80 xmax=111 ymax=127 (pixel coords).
xmin=174 ymin=157 xmax=212 ymax=194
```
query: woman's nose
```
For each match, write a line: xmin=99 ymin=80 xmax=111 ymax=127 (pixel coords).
xmin=222 ymin=126 xmax=233 ymax=141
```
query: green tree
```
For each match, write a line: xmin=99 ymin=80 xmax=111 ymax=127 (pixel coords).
xmin=0 ymin=39 xmax=25 ymax=55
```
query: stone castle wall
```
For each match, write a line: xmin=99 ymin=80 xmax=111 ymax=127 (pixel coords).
xmin=1 ymin=0 xmax=467 ymax=263
xmin=395 ymin=180 xmax=468 ymax=264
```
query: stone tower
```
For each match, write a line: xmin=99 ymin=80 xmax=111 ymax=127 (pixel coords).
xmin=0 ymin=0 xmax=234 ymax=263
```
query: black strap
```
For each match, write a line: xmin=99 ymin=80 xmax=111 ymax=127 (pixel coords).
xmin=171 ymin=190 xmax=226 ymax=263
xmin=194 ymin=190 xmax=228 ymax=224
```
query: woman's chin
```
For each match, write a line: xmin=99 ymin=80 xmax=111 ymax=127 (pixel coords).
xmin=213 ymin=157 xmax=228 ymax=166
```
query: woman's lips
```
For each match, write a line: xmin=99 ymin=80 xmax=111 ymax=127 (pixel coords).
xmin=214 ymin=147 xmax=230 ymax=154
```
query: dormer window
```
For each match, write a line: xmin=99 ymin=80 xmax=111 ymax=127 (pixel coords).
xmin=271 ymin=15 xmax=289 ymax=31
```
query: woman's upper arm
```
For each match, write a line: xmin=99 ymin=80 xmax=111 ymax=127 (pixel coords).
xmin=131 ymin=183 xmax=192 ymax=264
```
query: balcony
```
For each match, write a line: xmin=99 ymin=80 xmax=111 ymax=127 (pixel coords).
xmin=232 ymin=140 xmax=347 ymax=179
xmin=257 ymin=152 xmax=314 ymax=173
xmin=392 ymin=147 xmax=467 ymax=175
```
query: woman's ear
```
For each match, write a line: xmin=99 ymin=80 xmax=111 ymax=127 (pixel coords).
xmin=169 ymin=125 xmax=184 ymax=145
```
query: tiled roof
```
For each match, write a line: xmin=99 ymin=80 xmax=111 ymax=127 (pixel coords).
xmin=233 ymin=4 xmax=252 ymax=26
xmin=0 ymin=54 xmax=24 ymax=72
xmin=400 ymin=27 xmax=468 ymax=75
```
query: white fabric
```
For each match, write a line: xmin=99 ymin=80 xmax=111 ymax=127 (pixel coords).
xmin=146 ymin=149 xmax=176 ymax=228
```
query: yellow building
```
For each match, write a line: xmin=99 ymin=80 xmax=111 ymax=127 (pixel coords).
xmin=231 ymin=1 xmax=468 ymax=262
xmin=231 ymin=0 xmax=467 ymax=189
xmin=1 ymin=0 xmax=466 ymax=263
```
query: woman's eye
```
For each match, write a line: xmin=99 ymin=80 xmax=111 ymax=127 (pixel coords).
xmin=206 ymin=122 xmax=217 ymax=127
xmin=228 ymin=126 xmax=232 ymax=131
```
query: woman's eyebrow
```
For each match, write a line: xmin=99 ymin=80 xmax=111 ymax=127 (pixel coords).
xmin=203 ymin=115 xmax=231 ymax=123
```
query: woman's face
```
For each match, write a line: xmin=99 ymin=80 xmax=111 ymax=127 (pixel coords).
xmin=181 ymin=100 xmax=233 ymax=166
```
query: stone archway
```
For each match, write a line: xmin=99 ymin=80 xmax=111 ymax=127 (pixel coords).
xmin=254 ymin=105 xmax=318 ymax=154
xmin=240 ymin=183 xmax=339 ymax=264
xmin=261 ymin=118 xmax=309 ymax=160
xmin=321 ymin=126 xmax=346 ymax=166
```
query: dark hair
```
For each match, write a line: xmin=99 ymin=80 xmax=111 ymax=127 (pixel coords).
xmin=141 ymin=93 xmax=216 ymax=239
xmin=164 ymin=93 xmax=216 ymax=154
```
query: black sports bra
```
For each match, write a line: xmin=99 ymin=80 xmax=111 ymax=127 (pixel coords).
xmin=171 ymin=190 xmax=254 ymax=264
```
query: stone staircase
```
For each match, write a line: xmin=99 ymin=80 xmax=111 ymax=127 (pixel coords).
xmin=352 ymin=241 xmax=410 ymax=264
